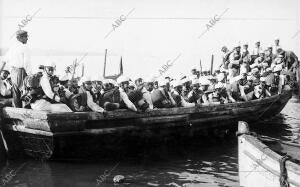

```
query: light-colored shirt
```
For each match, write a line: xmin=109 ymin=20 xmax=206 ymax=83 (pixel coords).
xmin=40 ymin=73 xmax=60 ymax=102
xmin=252 ymin=46 xmax=263 ymax=56
xmin=273 ymin=45 xmax=281 ymax=54
xmin=86 ymin=91 xmax=104 ymax=113
xmin=2 ymin=42 xmax=31 ymax=74
xmin=119 ymin=87 xmax=137 ymax=112
xmin=141 ymin=87 xmax=153 ymax=109
xmin=0 ymin=79 xmax=11 ymax=96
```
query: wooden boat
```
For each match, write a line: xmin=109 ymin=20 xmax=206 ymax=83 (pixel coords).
xmin=0 ymin=90 xmax=292 ymax=160
xmin=238 ymin=121 xmax=300 ymax=187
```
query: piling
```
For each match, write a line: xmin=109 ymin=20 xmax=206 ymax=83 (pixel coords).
xmin=0 ymin=128 xmax=8 ymax=160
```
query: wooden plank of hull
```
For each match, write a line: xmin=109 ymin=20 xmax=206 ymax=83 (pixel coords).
xmin=238 ymin=134 xmax=300 ymax=187
xmin=1 ymin=91 xmax=291 ymax=122
xmin=0 ymin=91 xmax=292 ymax=136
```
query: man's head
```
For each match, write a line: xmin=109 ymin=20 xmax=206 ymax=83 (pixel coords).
xmin=243 ymin=44 xmax=248 ymax=50
xmin=191 ymin=69 xmax=197 ymax=75
xmin=103 ymin=79 xmax=116 ymax=91
xmin=221 ymin=46 xmax=228 ymax=53
xmin=235 ymin=46 xmax=241 ymax=53
xmin=0 ymin=70 xmax=10 ymax=80
xmin=135 ymin=78 xmax=144 ymax=88
xmin=16 ymin=30 xmax=28 ymax=44
xmin=191 ymin=79 xmax=200 ymax=90
xmin=274 ymin=39 xmax=280 ymax=46
xmin=44 ymin=66 xmax=55 ymax=76
xmin=81 ymin=76 xmax=93 ymax=91
xmin=260 ymin=77 xmax=267 ymax=87
xmin=145 ymin=82 xmax=154 ymax=92
xmin=259 ymin=52 xmax=265 ymax=58
xmin=255 ymin=41 xmax=260 ymax=47
xmin=117 ymin=76 xmax=130 ymax=91
xmin=199 ymin=78 xmax=210 ymax=91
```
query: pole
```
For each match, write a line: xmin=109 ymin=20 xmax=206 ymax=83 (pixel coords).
xmin=103 ymin=49 xmax=107 ymax=78
xmin=210 ymin=54 xmax=214 ymax=75
xmin=199 ymin=59 xmax=202 ymax=73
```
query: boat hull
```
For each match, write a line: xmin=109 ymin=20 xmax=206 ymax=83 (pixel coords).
xmin=238 ymin=123 xmax=300 ymax=187
xmin=0 ymin=91 xmax=292 ymax=159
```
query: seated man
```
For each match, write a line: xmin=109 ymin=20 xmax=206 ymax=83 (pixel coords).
xmin=180 ymin=77 xmax=191 ymax=101
xmin=0 ymin=63 xmax=13 ymax=107
xmin=171 ymin=80 xmax=195 ymax=107
xmin=209 ymin=82 xmax=228 ymax=104
xmin=270 ymin=65 xmax=285 ymax=95
xmin=151 ymin=79 xmax=176 ymax=108
xmin=0 ymin=68 xmax=12 ymax=98
xmin=238 ymin=73 xmax=254 ymax=102
xmin=217 ymin=72 xmax=236 ymax=103
xmin=253 ymin=77 xmax=271 ymax=99
xmin=77 ymin=76 xmax=105 ymax=113
xmin=91 ymin=75 xmax=104 ymax=105
xmin=101 ymin=76 xmax=137 ymax=112
xmin=199 ymin=77 xmax=213 ymax=104
xmin=228 ymin=45 xmax=242 ymax=78
xmin=187 ymin=79 xmax=202 ymax=104
xmin=127 ymin=78 xmax=150 ymax=112
xmin=138 ymin=78 xmax=154 ymax=110
xmin=30 ymin=61 xmax=72 ymax=112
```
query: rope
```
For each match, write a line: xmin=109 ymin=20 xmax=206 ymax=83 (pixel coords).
xmin=256 ymin=94 xmax=281 ymax=120
xmin=279 ymin=155 xmax=290 ymax=187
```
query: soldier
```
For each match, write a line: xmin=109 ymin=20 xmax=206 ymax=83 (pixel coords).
xmin=187 ymin=79 xmax=202 ymax=104
xmin=151 ymin=79 xmax=176 ymax=108
xmin=171 ymin=80 xmax=195 ymax=107
xmin=30 ymin=61 xmax=72 ymax=112
xmin=77 ymin=76 xmax=105 ymax=113
xmin=1 ymin=30 xmax=32 ymax=107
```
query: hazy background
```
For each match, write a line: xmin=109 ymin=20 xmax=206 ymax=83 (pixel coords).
xmin=1 ymin=0 xmax=300 ymax=79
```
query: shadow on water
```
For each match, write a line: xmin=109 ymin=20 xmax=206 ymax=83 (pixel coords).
xmin=0 ymin=134 xmax=239 ymax=187
xmin=0 ymin=95 xmax=299 ymax=187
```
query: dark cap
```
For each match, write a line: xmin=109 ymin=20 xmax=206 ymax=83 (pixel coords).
xmin=16 ymin=30 xmax=28 ymax=37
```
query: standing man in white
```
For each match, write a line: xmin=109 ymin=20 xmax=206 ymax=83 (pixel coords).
xmin=1 ymin=30 xmax=31 ymax=107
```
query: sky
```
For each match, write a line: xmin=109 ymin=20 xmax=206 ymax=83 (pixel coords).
xmin=1 ymin=0 xmax=300 ymax=79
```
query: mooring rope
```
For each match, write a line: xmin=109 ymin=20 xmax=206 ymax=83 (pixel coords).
xmin=279 ymin=154 xmax=290 ymax=187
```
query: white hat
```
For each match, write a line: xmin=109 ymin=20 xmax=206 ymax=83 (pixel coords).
xmin=117 ymin=75 xmax=130 ymax=84
xmin=128 ymin=81 xmax=136 ymax=88
xmin=215 ymin=82 xmax=224 ymax=89
xmin=240 ymin=68 xmax=248 ymax=75
xmin=262 ymin=62 xmax=269 ymax=68
xmin=189 ymin=75 xmax=198 ymax=80
xmin=266 ymin=68 xmax=272 ymax=72
xmin=250 ymin=63 xmax=258 ymax=69
xmin=171 ymin=79 xmax=182 ymax=88
xmin=191 ymin=78 xmax=200 ymax=85
xmin=43 ymin=60 xmax=56 ymax=67
xmin=273 ymin=64 xmax=282 ymax=72
xmin=181 ymin=77 xmax=191 ymax=84
xmin=81 ymin=76 xmax=91 ymax=82
xmin=103 ymin=79 xmax=117 ymax=86
xmin=260 ymin=77 xmax=266 ymax=82
xmin=207 ymin=75 xmax=216 ymax=80
xmin=59 ymin=74 xmax=69 ymax=82
xmin=217 ymin=73 xmax=225 ymax=82
xmin=251 ymin=68 xmax=259 ymax=74
xmin=158 ymin=78 xmax=169 ymax=87
xmin=199 ymin=77 xmax=210 ymax=86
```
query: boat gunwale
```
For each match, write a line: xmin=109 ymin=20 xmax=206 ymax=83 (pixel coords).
xmin=243 ymin=134 xmax=300 ymax=177
xmin=0 ymin=91 xmax=291 ymax=121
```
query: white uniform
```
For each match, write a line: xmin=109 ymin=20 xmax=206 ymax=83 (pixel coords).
xmin=31 ymin=72 xmax=72 ymax=112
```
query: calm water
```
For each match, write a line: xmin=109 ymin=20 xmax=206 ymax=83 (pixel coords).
xmin=0 ymin=96 xmax=299 ymax=187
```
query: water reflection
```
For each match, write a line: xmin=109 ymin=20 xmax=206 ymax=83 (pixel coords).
xmin=0 ymin=96 xmax=299 ymax=187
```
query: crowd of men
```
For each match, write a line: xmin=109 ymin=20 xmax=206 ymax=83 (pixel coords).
xmin=0 ymin=30 xmax=298 ymax=113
